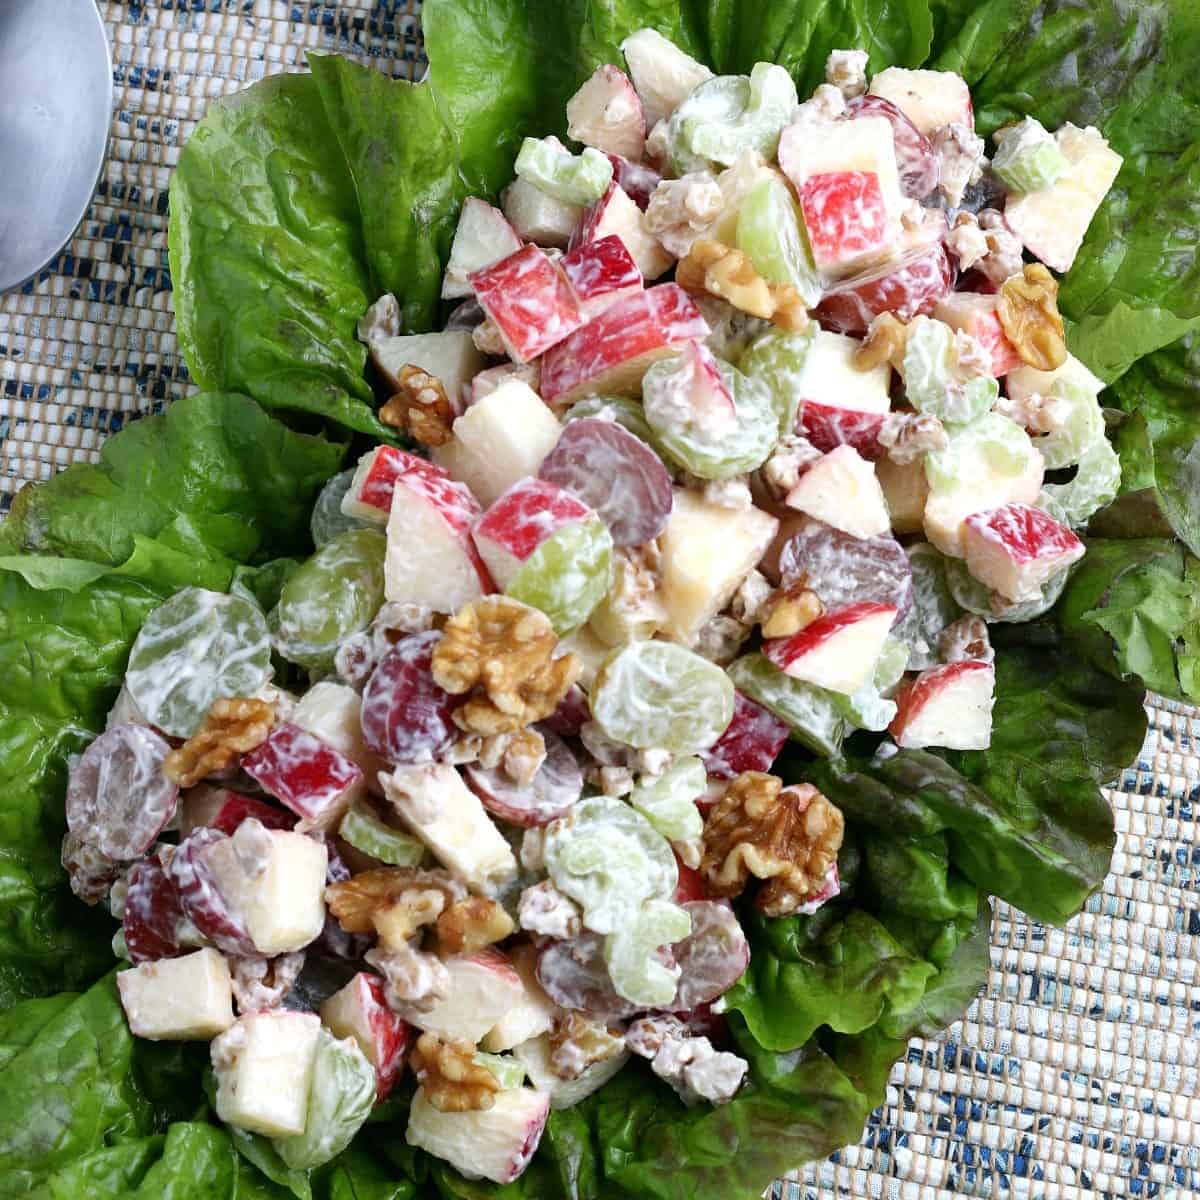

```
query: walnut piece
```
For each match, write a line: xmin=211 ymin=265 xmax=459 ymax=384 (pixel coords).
xmin=825 ymin=49 xmax=869 ymax=99
xmin=976 ymin=209 xmax=1025 ymax=286
xmin=854 ymin=312 xmax=909 ymax=372
xmin=946 ymin=211 xmax=989 ymax=271
xmin=938 ymin=614 xmax=995 ymax=665
xmin=701 ymin=773 xmax=844 ymax=916
xmin=997 ymin=263 xmax=1068 ymax=372
xmin=61 ymin=832 xmax=122 ymax=905
xmin=677 ymin=239 xmax=808 ymax=331
xmin=229 ymin=951 xmax=305 ymax=1012
xmin=379 ymin=364 xmax=456 ymax=447
xmin=432 ymin=596 xmax=582 ymax=735
xmin=729 ymin=569 xmax=773 ymax=625
xmin=759 ymin=586 xmax=823 ymax=639
xmin=436 ymin=896 xmax=515 ymax=955
xmin=502 ymin=726 xmax=547 ymax=786
xmin=366 ymin=943 xmax=449 ymax=1013
xmin=410 ymin=1031 xmax=501 ymax=1112
xmin=644 ymin=172 xmax=724 ymax=258
xmin=325 ymin=867 xmax=464 ymax=950
xmin=691 ymin=615 xmax=751 ymax=666
xmin=356 ymin=293 xmax=401 ymax=343
xmin=549 ymin=1012 xmax=626 ymax=1080
xmin=759 ymin=434 xmax=823 ymax=499
xmin=994 ymin=389 xmax=1068 ymax=434
xmin=877 ymin=410 xmax=949 ymax=465
xmin=518 ymin=879 xmax=582 ymax=939
xmin=163 ymin=697 xmax=274 ymax=787
xmin=472 ymin=317 xmax=507 ymax=357
xmin=931 ymin=122 xmax=985 ymax=207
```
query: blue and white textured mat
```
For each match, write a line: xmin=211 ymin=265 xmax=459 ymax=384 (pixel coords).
xmin=1 ymin=5 xmax=1197 ymax=1197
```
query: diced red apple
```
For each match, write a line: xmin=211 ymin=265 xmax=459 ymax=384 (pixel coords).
xmin=799 ymin=171 xmax=893 ymax=276
xmin=470 ymin=361 xmax=541 ymax=407
xmin=179 ymin=787 xmax=296 ymax=838
xmin=606 ymin=153 xmax=662 ymax=209
xmin=889 ymin=660 xmax=995 ymax=750
xmin=786 ymin=444 xmax=892 ymax=540
xmin=433 ymin=379 xmax=563 ymax=507
xmin=473 ymin=478 xmax=594 ymax=588
xmin=561 ymin=234 xmax=643 ymax=319
xmin=369 ymin=331 xmax=486 ymax=409
xmin=815 ymin=243 xmax=954 ymax=335
xmin=342 ymin=445 xmax=418 ymax=523
xmin=242 ymin=723 xmax=364 ymax=832
xmin=700 ymin=690 xmax=790 ymax=780
xmin=567 ymin=65 xmax=646 ymax=160
xmin=406 ymin=949 xmax=524 ymax=1043
xmin=576 ymin=181 xmax=673 ymax=279
xmin=118 ymin=947 xmax=235 ymax=1041
xmin=619 ymin=28 xmax=713 ymax=128
xmin=373 ymin=449 xmax=493 ymax=611
xmin=321 ymin=972 xmax=412 ymax=1101
xmin=470 ymin=245 xmax=584 ymax=364
xmin=540 ymin=283 xmax=708 ymax=408
xmin=168 ymin=828 xmax=258 ymax=956
xmin=933 ymin=292 xmax=1022 ymax=376
xmin=291 ymin=681 xmax=386 ymax=796
xmin=643 ymin=339 xmax=737 ymax=437
xmin=480 ymin=943 xmax=558 ymax=1053
xmin=789 ymin=330 xmax=892 ymax=448
xmin=876 ymin=456 xmax=930 ymax=535
xmin=406 ymin=1085 xmax=550 ymax=1185
xmin=798 ymin=402 xmax=888 ymax=458
xmin=763 ymin=601 xmax=897 ymax=694
xmin=867 ymin=68 xmax=973 ymax=135
xmin=442 ymin=199 xmax=524 ymax=300
xmin=962 ymin=502 xmax=1085 ymax=602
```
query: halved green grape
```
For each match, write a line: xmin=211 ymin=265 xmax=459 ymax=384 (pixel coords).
xmin=543 ymin=795 xmax=678 ymax=934
xmin=991 ymin=117 xmax=1068 ymax=193
xmin=629 ymin=757 xmax=706 ymax=842
xmin=604 ymin=899 xmax=692 ymax=1007
xmin=736 ymin=176 xmax=821 ymax=306
xmin=514 ymin=137 xmax=613 ymax=205
xmin=739 ymin=327 xmax=816 ymax=436
xmin=1034 ymin=380 xmax=1106 ymax=470
xmin=338 ymin=802 xmax=426 ymax=867
xmin=126 ymin=587 xmax=273 ymax=738
xmin=507 ymin=516 xmax=613 ymax=635
xmin=474 ymin=1052 xmax=527 ymax=1090
xmin=904 ymin=316 xmax=998 ymax=427
xmin=644 ymin=355 xmax=777 ymax=479
xmin=271 ymin=528 xmax=387 ymax=672
xmin=832 ymin=637 xmax=909 ymax=731
xmin=925 ymin=412 xmax=1042 ymax=493
xmin=592 ymin=641 xmax=735 ymax=753
xmin=944 ymin=553 xmax=1070 ymax=623
xmin=726 ymin=653 xmax=846 ymax=758
xmin=1042 ymin=434 xmax=1121 ymax=527
xmin=564 ymin=396 xmax=660 ymax=451
xmin=894 ymin=543 xmax=961 ymax=670
xmin=310 ymin=468 xmax=370 ymax=547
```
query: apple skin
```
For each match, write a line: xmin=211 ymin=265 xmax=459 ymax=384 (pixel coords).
xmin=561 ymin=234 xmax=644 ymax=318
xmin=815 ymin=243 xmax=954 ymax=335
xmin=762 ymin=601 xmax=898 ymax=695
xmin=962 ymin=502 xmax=1085 ymax=601
xmin=797 ymin=401 xmax=888 ymax=458
xmin=889 ymin=660 xmax=995 ymax=750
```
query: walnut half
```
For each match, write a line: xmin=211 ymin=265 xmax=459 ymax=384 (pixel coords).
xmin=701 ymin=773 xmax=844 ymax=916
xmin=677 ymin=239 xmax=808 ymax=332
xmin=410 ymin=1031 xmax=501 ymax=1112
xmin=436 ymin=896 xmax=515 ymax=955
xmin=997 ymin=263 xmax=1067 ymax=372
xmin=325 ymin=867 xmax=464 ymax=950
xmin=163 ymin=697 xmax=274 ymax=787
xmin=379 ymin=364 xmax=456 ymax=447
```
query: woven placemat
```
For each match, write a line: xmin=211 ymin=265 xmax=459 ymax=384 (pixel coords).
xmin=1 ymin=5 xmax=1198 ymax=1197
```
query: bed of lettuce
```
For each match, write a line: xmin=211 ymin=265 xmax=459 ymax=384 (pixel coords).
xmin=0 ymin=1 xmax=1196 ymax=1196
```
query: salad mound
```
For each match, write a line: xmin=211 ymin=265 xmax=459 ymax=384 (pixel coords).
xmin=0 ymin=3 xmax=1196 ymax=1198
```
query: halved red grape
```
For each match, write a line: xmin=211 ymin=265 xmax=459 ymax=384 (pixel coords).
xmin=360 ymin=631 xmax=461 ymax=764
xmin=667 ymin=901 xmax=750 ymax=1010
xmin=536 ymin=932 xmax=642 ymax=1019
xmin=700 ymin=691 xmax=790 ymax=781
xmin=124 ymin=854 xmax=188 ymax=963
xmin=65 ymin=724 xmax=178 ymax=861
xmin=538 ymin=418 xmax=673 ymax=547
xmin=465 ymin=730 xmax=583 ymax=828
xmin=165 ymin=827 xmax=256 ymax=956
xmin=541 ymin=687 xmax=591 ymax=739
xmin=844 ymin=95 xmax=939 ymax=199
xmin=778 ymin=517 xmax=913 ymax=620
xmin=815 ymin=243 xmax=954 ymax=335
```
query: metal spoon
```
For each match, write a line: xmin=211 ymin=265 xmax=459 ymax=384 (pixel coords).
xmin=0 ymin=0 xmax=112 ymax=292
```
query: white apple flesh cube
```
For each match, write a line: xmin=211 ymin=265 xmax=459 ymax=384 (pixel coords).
xmin=409 ymin=949 xmax=524 ymax=1043
xmin=1004 ymin=125 xmax=1122 ymax=272
xmin=539 ymin=283 xmax=709 ymax=408
xmin=369 ymin=331 xmax=485 ymax=409
xmin=786 ymin=444 xmax=892 ymax=539
xmin=513 ymin=1033 xmax=631 ymax=1109
xmin=932 ymin=292 xmax=1022 ymax=376
xmin=203 ymin=825 xmax=328 ymax=955
xmin=567 ymin=65 xmax=646 ymax=160
xmin=321 ymin=971 xmax=412 ymax=1101
xmin=470 ymin=361 xmax=540 ymax=406
xmin=381 ymin=764 xmax=517 ymax=895
xmin=876 ymin=456 xmax=930 ymax=535
xmin=433 ymin=379 xmax=562 ymax=507
xmin=620 ymin=28 xmax=714 ymax=128
xmin=178 ymin=786 xmax=295 ymax=838
xmin=763 ymin=601 xmax=898 ymax=695
xmin=212 ymin=1010 xmax=321 ymax=1138
xmin=241 ymin=722 xmax=364 ymax=832
xmin=470 ymin=245 xmax=584 ymax=364
xmin=378 ymin=449 xmax=492 ymax=610
xmin=889 ymin=660 xmax=995 ymax=750
xmin=291 ymin=681 xmax=386 ymax=796
xmin=1005 ymin=352 xmax=1104 ymax=408
xmin=406 ymin=1085 xmax=550 ymax=1185
xmin=442 ymin=198 xmax=523 ymax=299
xmin=867 ymin=68 xmax=973 ymax=135
xmin=473 ymin=478 xmax=594 ymax=589
xmin=502 ymin=173 xmax=582 ymax=249
xmin=557 ymin=623 xmax=614 ymax=691
xmin=577 ymin=182 xmax=673 ymax=280
xmin=962 ymin=502 xmax=1085 ymax=602
xmin=791 ymin=330 xmax=891 ymax=454
xmin=480 ymin=944 xmax=557 ymax=1053
xmin=561 ymin=234 xmax=644 ymax=319
xmin=117 ymin=947 xmax=235 ymax=1041
xmin=658 ymin=487 xmax=779 ymax=643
